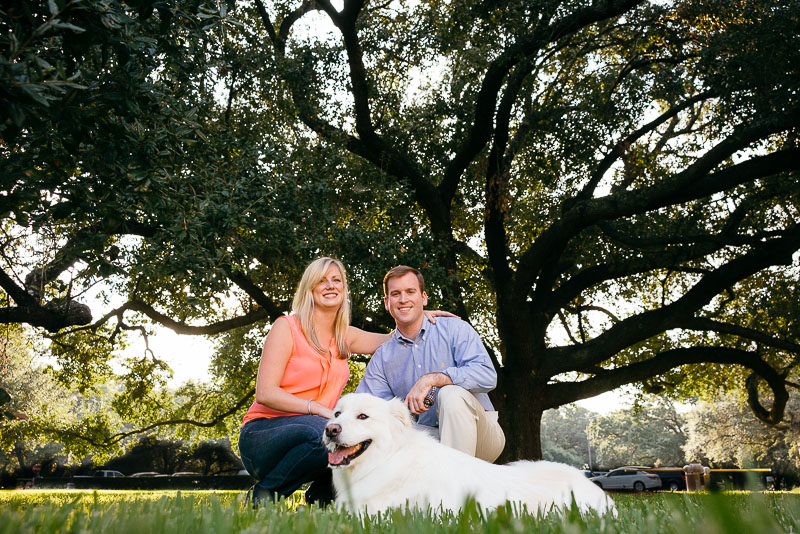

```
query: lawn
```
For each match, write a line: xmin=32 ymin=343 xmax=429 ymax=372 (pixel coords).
xmin=1 ymin=490 xmax=798 ymax=533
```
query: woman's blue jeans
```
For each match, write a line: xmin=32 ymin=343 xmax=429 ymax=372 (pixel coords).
xmin=238 ymin=415 xmax=333 ymax=504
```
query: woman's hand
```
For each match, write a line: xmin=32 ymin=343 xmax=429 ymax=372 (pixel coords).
xmin=424 ymin=309 xmax=458 ymax=324
xmin=310 ymin=401 xmax=334 ymax=419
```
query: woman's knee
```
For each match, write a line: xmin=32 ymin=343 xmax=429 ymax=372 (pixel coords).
xmin=238 ymin=416 xmax=327 ymax=475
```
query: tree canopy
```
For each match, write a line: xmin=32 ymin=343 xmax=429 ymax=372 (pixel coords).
xmin=2 ymin=0 xmax=799 ymax=459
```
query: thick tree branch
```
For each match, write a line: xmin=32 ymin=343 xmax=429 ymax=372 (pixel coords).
xmin=226 ymin=269 xmax=285 ymax=321
xmin=599 ymin=223 xmax=790 ymax=250
xmin=677 ymin=316 xmax=800 ymax=356
xmin=253 ymin=0 xmax=317 ymax=52
xmin=253 ymin=0 xmax=446 ymax=231
xmin=485 ymin=62 xmax=535 ymax=293
xmin=549 ymin=186 xmax=790 ymax=308
xmin=1 ymin=267 xmax=92 ymax=331
xmin=254 ymin=1 xmax=278 ymax=44
xmin=56 ymin=387 xmax=256 ymax=448
xmin=577 ymin=91 xmax=715 ymax=200
xmin=544 ymin=227 xmax=800 ymax=375
xmin=0 ymin=267 xmax=35 ymax=307
xmin=440 ymin=0 xmax=646 ymax=205
xmin=745 ymin=372 xmax=788 ymax=425
xmin=0 ymin=214 xmax=161 ymax=332
xmin=545 ymin=347 xmax=788 ymax=425
xmin=516 ymin=126 xmax=800 ymax=299
xmin=22 ymin=217 xmax=155 ymax=297
xmin=340 ymin=0 xmax=365 ymax=25
xmin=547 ymin=235 xmax=724 ymax=313
xmin=104 ymin=300 xmax=271 ymax=336
xmin=0 ymin=301 xmax=92 ymax=332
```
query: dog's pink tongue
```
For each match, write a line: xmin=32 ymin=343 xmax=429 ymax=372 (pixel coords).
xmin=328 ymin=445 xmax=359 ymax=466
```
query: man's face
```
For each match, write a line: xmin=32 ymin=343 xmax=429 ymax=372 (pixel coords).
xmin=384 ymin=272 xmax=428 ymax=332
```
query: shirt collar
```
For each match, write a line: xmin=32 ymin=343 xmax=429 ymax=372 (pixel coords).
xmin=393 ymin=315 xmax=432 ymax=345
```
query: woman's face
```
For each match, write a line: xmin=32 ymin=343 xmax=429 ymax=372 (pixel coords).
xmin=312 ymin=264 xmax=345 ymax=311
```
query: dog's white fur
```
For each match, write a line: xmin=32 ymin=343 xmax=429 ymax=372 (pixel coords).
xmin=323 ymin=393 xmax=615 ymax=516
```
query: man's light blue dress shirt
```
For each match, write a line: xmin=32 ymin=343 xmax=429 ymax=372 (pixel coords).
xmin=356 ymin=316 xmax=497 ymax=427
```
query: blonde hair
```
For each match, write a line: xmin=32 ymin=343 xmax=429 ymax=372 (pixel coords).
xmin=292 ymin=257 xmax=350 ymax=359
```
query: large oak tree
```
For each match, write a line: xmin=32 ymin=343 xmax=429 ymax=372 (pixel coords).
xmin=2 ymin=0 xmax=799 ymax=460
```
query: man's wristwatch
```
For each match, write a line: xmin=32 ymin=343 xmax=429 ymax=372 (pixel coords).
xmin=423 ymin=387 xmax=438 ymax=408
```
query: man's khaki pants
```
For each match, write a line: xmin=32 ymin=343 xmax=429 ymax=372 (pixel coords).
xmin=415 ymin=385 xmax=505 ymax=462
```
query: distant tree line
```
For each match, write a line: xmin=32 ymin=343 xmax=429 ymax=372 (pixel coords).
xmin=541 ymin=397 xmax=800 ymax=488
xmin=0 ymin=435 xmax=243 ymax=489
xmin=0 ymin=326 xmax=242 ymax=487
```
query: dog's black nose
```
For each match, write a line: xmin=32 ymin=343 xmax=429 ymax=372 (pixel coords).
xmin=325 ymin=424 xmax=341 ymax=438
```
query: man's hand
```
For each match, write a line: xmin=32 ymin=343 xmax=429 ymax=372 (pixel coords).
xmin=404 ymin=372 xmax=453 ymax=415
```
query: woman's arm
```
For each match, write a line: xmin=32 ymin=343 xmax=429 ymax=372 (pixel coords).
xmin=347 ymin=310 xmax=459 ymax=355
xmin=347 ymin=327 xmax=392 ymax=355
xmin=254 ymin=318 xmax=332 ymax=418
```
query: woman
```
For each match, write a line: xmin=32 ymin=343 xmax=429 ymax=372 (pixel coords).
xmin=238 ymin=257 xmax=449 ymax=506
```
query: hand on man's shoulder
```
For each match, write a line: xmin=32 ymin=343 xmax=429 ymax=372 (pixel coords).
xmin=428 ymin=314 xmax=464 ymax=327
xmin=429 ymin=314 xmax=479 ymax=335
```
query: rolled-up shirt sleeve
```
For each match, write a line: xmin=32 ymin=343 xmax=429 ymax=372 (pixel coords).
xmin=441 ymin=321 xmax=497 ymax=393
xmin=355 ymin=351 xmax=395 ymax=400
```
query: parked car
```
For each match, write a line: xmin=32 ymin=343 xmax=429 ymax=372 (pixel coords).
xmin=171 ymin=472 xmax=202 ymax=477
xmin=590 ymin=467 xmax=662 ymax=491
xmin=130 ymin=472 xmax=161 ymax=478
xmin=644 ymin=467 xmax=686 ymax=491
xmin=93 ymin=470 xmax=125 ymax=477
xmin=582 ymin=470 xmax=607 ymax=478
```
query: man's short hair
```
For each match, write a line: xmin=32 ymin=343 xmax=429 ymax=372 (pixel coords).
xmin=383 ymin=265 xmax=425 ymax=296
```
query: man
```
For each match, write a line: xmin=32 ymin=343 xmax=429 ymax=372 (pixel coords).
xmin=356 ymin=265 xmax=505 ymax=462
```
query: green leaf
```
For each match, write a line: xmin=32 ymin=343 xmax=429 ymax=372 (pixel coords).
xmin=8 ymin=103 xmax=25 ymax=127
xmin=0 ymin=387 xmax=11 ymax=406
xmin=21 ymin=85 xmax=50 ymax=106
xmin=52 ymin=21 xmax=86 ymax=33
xmin=34 ymin=56 xmax=54 ymax=70
xmin=52 ymin=81 xmax=88 ymax=90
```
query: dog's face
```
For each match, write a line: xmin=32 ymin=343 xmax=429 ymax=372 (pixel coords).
xmin=324 ymin=393 xmax=412 ymax=469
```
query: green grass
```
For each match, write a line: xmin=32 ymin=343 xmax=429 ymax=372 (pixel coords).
xmin=0 ymin=490 xmax=798 ymax=533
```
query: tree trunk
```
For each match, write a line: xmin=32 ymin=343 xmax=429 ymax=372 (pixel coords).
xmin=494 ymin=367 xmax=545 ymax=463
xmin=13 ymin=442 xmax=28 ymax=471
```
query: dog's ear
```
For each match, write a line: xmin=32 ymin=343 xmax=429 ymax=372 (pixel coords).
xmin=388 ymin=397 xmax=413 ymax=427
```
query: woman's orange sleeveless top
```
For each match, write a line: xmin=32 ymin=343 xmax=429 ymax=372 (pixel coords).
xmin=242 ymin=314 xmax=350 ymax=424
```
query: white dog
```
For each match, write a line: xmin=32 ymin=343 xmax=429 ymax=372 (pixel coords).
xmin=323 ymin=393 xmax=615 ymax=516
